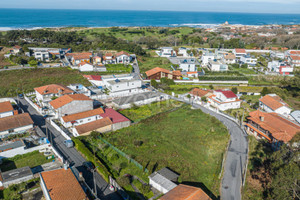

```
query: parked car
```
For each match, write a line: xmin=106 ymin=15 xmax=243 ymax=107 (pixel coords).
xmin=63 ymin=140 xmax=74 ymax=148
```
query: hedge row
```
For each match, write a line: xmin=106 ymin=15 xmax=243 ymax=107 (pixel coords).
xmin=72 ymin=137 xmax=111 ymax=182
xmin=199 ymin=76 xmax=248 ymax=81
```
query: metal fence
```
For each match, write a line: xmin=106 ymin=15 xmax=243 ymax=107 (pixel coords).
xmin=98 ymin=136 xmax=148 ymax=173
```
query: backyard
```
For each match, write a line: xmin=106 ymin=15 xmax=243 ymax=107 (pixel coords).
xmin=103 ymin=105 xmax=230 ymax=197
xmin=106 ymin=64 xmax=133 ymax=73
xmin=0 ymin=150 xmax=52 ymax=172
xmin=138 ymin=55 xmax=173 ymax=73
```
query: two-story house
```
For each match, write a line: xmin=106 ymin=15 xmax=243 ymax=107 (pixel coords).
xmin=259 ymin=94 xmax=292 ymax=118
xmin=179 ymin=58 xmax=197 ymax=72
xmin=207 ymin=90 xmax=241 ymax=111
xmin=0 ymin=101 xmax=14 ymax=118
xmin=233 ymin=48 xmax=247 ymax=59
xmin=115 ymin=51 xmax=131 ymax=64
xmin=158 ymin=47 xmax=176 ymax=57
xmin=145 ymin=67 xmax=181 ymax=80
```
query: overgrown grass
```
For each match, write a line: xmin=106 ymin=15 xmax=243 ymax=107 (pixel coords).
xmin=0 ymin=67 xmax=91 ymax=97
xmin=104 ymin=105 xmax=230 ymax=196
xmin=118 ymin=100 xmax=184 ymax=122
xmin=138 ymin=56 xmax=172 ymax=73
xmin=106 ymin=64 xmax=133 ymax=73
xmin=0 ymin=150 xmax=52 ymax=172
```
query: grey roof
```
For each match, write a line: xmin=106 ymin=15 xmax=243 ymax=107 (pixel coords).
xmin=180 ymin=59 xmax=196 ymax=64
xmin=1 ymin=166 xmax=33 ymax=183
xmin=149 ymin=172 xmax=177 ymax=191
xmin=107 ymin=79 xmax=140 ymax=85
xmin=291 ymin=110 xmax=300 ymax=124
xmin=0 ymin=140 xmax=25 ymax=152
xmin=157 ymin=167 xmax=179 ymax=182
xmin=113 ymin=92 xmax=162 ymax=106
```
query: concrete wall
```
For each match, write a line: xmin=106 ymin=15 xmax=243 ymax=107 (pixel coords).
xmin=0 ymin=124 xmax=34 ymax=138
xmin=0 ymin=143 xmax=51 ymax=159
xmin=58 ymin=100 xmax=93 ymax=117
xmin=3 ymin=174 xmax=34 ymax=188
xmin=75 ymin=124 xmax=112 ymax=136
xmin=40 ymin=174 xmax=51 ymax=200
xmin=112 ymin=121 xmax=131 ymax=131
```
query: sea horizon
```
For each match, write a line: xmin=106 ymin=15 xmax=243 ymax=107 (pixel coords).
xmin=0 ymin=8 xmax=300 ymax=30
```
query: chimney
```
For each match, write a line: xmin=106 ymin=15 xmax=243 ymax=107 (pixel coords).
xmin=260 ymin=116 xmax=264 ymax=122
xmin=63 ymin=161 xmax=69 ymax=170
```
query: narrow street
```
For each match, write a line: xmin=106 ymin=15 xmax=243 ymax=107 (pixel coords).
xmin=18 ymin=98 xmax=122 ymax=200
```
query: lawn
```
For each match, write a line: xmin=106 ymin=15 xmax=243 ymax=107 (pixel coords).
xmin=118 ymin=100 xmax=184 ymax=122
xmin=106 ymin=64 xmax=133 ymax=73
xmin=0 ymin=150 xmax=52 ymax=172
xmin=0 ymin=67 xmax=91 ymax=97
xmin=103 ymin=105 xmax=230 ymax=196
xmin=138 ymin=56 xmax=173 ymax=73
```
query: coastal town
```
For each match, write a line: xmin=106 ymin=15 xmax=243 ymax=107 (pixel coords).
xmin=0 ymin=24 xmax=299 ymax=200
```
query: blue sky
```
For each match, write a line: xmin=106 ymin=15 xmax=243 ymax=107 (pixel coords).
xmin=1 ymin=0 xmax=300 ymax=14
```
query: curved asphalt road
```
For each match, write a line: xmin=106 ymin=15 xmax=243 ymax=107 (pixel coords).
xmin=171 ymin=97 xmax=248 ymax=200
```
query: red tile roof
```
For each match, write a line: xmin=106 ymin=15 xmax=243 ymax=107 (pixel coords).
xmin=75 ymin=117 xmax=112 ymax=135
xmin=189 ymin=88 xmax=211 ymax=97
xmin=34 ymin=84 xmax=73 ymax=95
xmin=62 ymin=108 xmax=104 ymax=123
xmin=173 ymin=70 xmax=182 ymax=76
xmin=0 ymin=101 xmax=14 ymax=113
xmin=259 ymin=95 xmax=289 ymax=111
xmin=115 ymin=51 xmax=130 ymax=57
xmin=70 ymin=52 xmax=92 ymax=60
xmin=50 ymin=94 xmax=92 ymax=109
xmin=215 ymin=90 xmax=237 ymax=99
xmin=145 ymin=67 xmax=170 ymax=77
xmin=0 ymin=113 xmax=33 ymax=132
xmin=235 ymin=48 xmax=246 ymax=54
xmin=40 ymin=168 xmax=88 ymax=200
xmin=290 ymin=55 xmax=300 ymax=60
xmin=248 ymin=110 xmax=300 ymax=143
xmin=159 ymin=184 xmax=212 ymax=200
xmin=83 ymin=75 xmax=102 ymax=81
xmin=100 ymin=108 xmax=130 ymax=123
xmin=289 ymin=50 xmax=300 ymax=55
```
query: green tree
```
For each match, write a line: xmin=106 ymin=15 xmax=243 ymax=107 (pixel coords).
xmin=28 ymin=60 xmax=38 ymax=67
xmin=231 ymin=87 xmax=238 ymax=94
xmin=150 ymin=79 xmax=158 ymax=88
xmin=261 ymin=87 xmax=269 ymax=96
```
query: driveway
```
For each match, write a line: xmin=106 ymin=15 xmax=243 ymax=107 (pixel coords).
xmin=18 ymin=98 xmax=122 ymax=200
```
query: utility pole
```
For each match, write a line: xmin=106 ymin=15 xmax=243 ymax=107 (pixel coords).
xmin=241 ymin=107 xmax=245 ymax=128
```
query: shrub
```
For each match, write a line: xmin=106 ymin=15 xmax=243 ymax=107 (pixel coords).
xmin=140 ymin=184 xmax=151 ymax=194
xmin=120 ymin=162 xmax=128 ymax=169
xmin=117 ymin=176 xmax=131 ymax=187
xmin=111 ymin=153 xmax=119 ymax=161
xmin=133 ymin=140 xmax=143 ymax=147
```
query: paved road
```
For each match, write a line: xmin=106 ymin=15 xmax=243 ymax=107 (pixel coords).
xmin=18 ymin=98 xmax=122 ymax=200
xmin=170 ymin=96 xmax=248 ymax=200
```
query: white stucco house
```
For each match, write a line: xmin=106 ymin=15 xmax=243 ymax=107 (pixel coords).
xmin=0 ymin=101 xmax=14 ymax=119
xmin=207 ymin=90 xmax=242 ymax=111
xmin=157 ymin=47 xmax=176 ymax=57
xmin=233 ymin=48 xmax=247 ymax=59
xmin=259 ymin=94 xmax=292 ymax=118
xmin=79 ymin=62 xmax=94 ymax=72
xmin=49 ymin=94 xmax=93 ymax=118
xmin=177 ymin=47 xmax=190 ymax=57
xmin=240 ymin=55 xmax=257 ymax=66
xmin=0 ymin=113 xmax=34 ymax=138
xmin=208 ymin=60 xmax=228 ymax=71
xmin=201 ymin=52 xmax=215 ymax=65
xmin=115 ymin=51 xmax=131 ymax=64
xmin=222 ymin=53 xmax=236 ymax=64
xmin=179 ymin=58 xmax=197 ymax=72
xmin=34 ymin=84 xmax=74 ymax=105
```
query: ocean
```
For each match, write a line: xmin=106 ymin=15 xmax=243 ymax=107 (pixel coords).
xmin=0 ymin=8 xmax=300 ymax=30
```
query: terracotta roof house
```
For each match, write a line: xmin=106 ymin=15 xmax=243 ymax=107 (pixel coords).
xmin=35 ymin=84 xmax=74 ymax=104
xmin=288 ymin=55 xmax=300 ymax=67
xmin=207 ymin=90 xmax=241 ymax=111
xmin=0 ymin=113 xmax=34 ymax=138
xmin=145 ymin=67 xmax=181 ymax=80
xmin=0 ymin=101 xmax=14 ymax=118
xmin=222 ymin=53 xmax=236 ymax=64
xmin=100 ymin=108 xmax=131 ymax=131
xmin=233 ymin=48 xmax=247 ymax=58
xmin=116 ymin=51 xmax=131 ymax=64
xmin=40 ymin=168 xmax=88 ymax=200
xmin=68 ymin=52 xmax=92 ymax=65
xmin=103 ymin=52 xmax=116 ymax=64
xmin=159 ymin=184 xmax=212 ymax=200
xmin=246 ymin=110 xmax=300 ymax=144
xmin=73 ymin=117 xmax=112 ymax=136
xmin=49 ymin=94 xmax=93 ymax=118
xmin=259 ymin=94 xmax=292 ymax=118
xmin=83 ymin=75 xmax=102 ymax=81
xmin=189 ymin=88 xmax=212 ymax=100
xmin=61 ymin=108 xmax=104 ymax=128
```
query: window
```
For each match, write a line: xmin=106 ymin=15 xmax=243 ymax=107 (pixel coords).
xmin=88 ymin=118 xmax=91 ymax=121
xmin=80 ymin=120 xmax=83 ymax=123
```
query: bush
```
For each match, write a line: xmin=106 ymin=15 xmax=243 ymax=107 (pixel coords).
xmin=117 ymin=176 xmax=131 ymax=187
xmin=111 ymin=153 xmax=119 ymax=161
xmin=133 ymin=140 xmax=143 ymax=147
xmin=199 ymin=76 xmax=248 ymax=81
xmin=140 ymin=184 xmax=151 ymax=194
xmin=120 ymin=162 xmax=128 ymax=169
xmin=150 ymin=79 xmax=158 ymax=88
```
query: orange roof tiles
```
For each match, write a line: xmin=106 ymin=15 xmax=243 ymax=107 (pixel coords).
xmin=189 ymin=88 xmax=210 ymax=97
xmin=115 ymin=51 xmax=130 ymax=57
xmin=0 ymin=113 xmax=33 ymax=132
xmin=235 ymin=48 xmax=246 ymax=54
xmin=224 ymin=53 xmax=236 ymax=59
xmin=290 ymin=55 xmax=300 ymax=60
xmin=289 ymin=50 xmax=300 ymax=55
xmin=40 ymin=168 xmax=87 ymax=200
xmin=34 ymin=84 xmax=73 ymax=96
xmin=70 ymin=52 xmax=92 ymax=60
xmin=62 ymin=108 xmax=104 ymax=123
xmin=75 ymin=117 xmax=112 ymax=135
xmin=145 ymin=67 xmax=171 ymax=77
xmin=248 ymin=110 xmax=300 ymax=143
xmin=160 ymin=184 xmax=212 ymax=200
xmin=0 ymin=101 xmax=14 ymax=113
xmin=50 ymin=94 xmax=92 ymax=109
xmin=173 ymin=70 xmax=182 ymax=76
xmin=259 ymin=95 xmax=289 ymax=111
